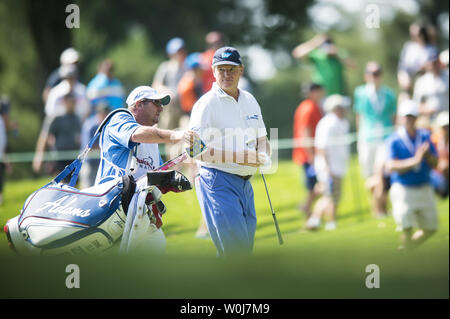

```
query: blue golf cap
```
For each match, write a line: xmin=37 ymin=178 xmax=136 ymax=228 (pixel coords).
xmin=212 ymin=46 xmax=242 ymax=67
xmin=166 ymin=37 xmax=185 ymax=55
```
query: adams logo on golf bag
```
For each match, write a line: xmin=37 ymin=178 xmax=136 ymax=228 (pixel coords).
xmin=4 ymin=170 xmax=192 ymax=256
xmin=4 ymin=176 xmax=132 ymax=256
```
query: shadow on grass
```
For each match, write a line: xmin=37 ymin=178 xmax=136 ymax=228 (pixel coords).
xmin=165 ymin=227 xmax=198 ymax=237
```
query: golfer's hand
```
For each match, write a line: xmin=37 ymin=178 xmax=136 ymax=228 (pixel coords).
xmin=184 ymin=130 xmax=200 ymax=149
xmin=238 ymin=150 xmax=267 ymax=167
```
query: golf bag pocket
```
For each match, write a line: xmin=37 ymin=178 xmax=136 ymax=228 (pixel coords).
xmin=6 ymin=178 xmax=127 ymax=256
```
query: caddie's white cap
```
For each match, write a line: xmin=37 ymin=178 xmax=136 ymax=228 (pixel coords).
xmin=60 ymin=48 xmax=80 ymax=65
xmin=436 ymin=111 xmax=449 ymax=127
xmin=323 ymin=94 xmax=351 ymax=113
xmin=398 ymin=99 xmax=419 ymax=117
xmin=126 ymin=86 xmax=171 ymax=107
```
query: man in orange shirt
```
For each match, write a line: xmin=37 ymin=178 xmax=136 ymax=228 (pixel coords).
xmin=293 ymin=83 xmax=325 ymax=217
xmin=200 ymin=31 xmax=224 ymax=92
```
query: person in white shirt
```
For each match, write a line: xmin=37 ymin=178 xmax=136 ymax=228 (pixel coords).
xmin=33 ymin=64 xmax=90 ymax=174
xmin=397 ymin=23 xmax=438 ymax=93
xmin=45 ymin=64 xmax=90 ymax=120
xmin=306 ymin=94 xmax=350 ymax=231
xmin=413 ymin=52 xmax=449 ymax=117
xmin=189 ymin=47 xmax=270 ymax=256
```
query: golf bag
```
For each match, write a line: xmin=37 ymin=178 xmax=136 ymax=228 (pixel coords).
xmin=4 ymin=109 xmax=192 ymax=256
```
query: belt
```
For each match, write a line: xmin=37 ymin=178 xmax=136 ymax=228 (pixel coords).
xmin=234 ymin=174 xmax=252 ymax=181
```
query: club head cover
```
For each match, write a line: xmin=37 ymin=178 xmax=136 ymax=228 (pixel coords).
xmin=147 ymin=170 xmax=192 ymax=194
xmin=145 ymin=185 xmax=163 ymax=205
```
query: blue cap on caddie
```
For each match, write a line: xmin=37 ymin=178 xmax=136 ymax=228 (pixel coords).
xmin=212 ymin=46 xmax=242 ymax=67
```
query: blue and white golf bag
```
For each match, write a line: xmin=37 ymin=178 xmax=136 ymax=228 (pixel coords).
xmin=4 ymin=109 xmax=192 ymax=256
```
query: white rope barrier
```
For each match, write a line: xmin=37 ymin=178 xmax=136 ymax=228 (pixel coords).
xmin=4 ymin=130 xmax=392 ymax=163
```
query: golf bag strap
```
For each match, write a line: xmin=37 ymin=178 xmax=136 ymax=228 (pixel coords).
xmin=52 ymin=108 xmax=133 ymax=187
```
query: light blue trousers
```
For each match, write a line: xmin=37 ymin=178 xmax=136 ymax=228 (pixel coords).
xmin=195 ymin=167 xmax=257 ymax=256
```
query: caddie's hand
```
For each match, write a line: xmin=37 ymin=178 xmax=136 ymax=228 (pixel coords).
xmin=170 ymin=130 xmax=199 ymax=146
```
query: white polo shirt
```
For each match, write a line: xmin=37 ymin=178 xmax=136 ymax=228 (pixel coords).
xmin=45 ymin=80 xmax=91 ymax=120
xmin=189 ymin=82 xmax=267 ymax=176
xmin=314 ymin=112 xmax=350 ymax=179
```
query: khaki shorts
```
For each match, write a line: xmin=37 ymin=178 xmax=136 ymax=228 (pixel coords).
xmin=358 ymin=141 xmax=387 ymax=178
xmin=389 ymin=183 xmax=438 ymax=231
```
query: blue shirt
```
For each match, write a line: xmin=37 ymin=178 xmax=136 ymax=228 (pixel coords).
xmin=387 ymin=128 xmax=437 ymax=186
xmin=95 ymin=111 xmax=163 ymax=184
xmin=87 ymin=73 xmax=125 ymax=110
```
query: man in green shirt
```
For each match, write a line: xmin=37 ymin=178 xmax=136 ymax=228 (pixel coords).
xmin=292 ymin=34 xmax=348 ymax=95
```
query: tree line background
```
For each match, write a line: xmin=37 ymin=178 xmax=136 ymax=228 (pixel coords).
xmin=0 ymin=0 xmax=448 ymax=178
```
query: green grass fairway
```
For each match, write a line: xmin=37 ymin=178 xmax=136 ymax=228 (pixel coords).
xmin=0 ymin=159 xmax=448 ymax=299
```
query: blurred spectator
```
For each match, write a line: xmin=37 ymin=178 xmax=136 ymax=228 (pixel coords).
xmin=292 ymin=34 xmax=350 ymax=95
xmin=178 ymin=52 xmax=206 ymax=237
xmin=0 ymin=95 xmax=10 ymax=131
xmin=238 ymin=75 xmax=253 ymax=93
xmin=397 ymin=23 xmax=438 ymax=94
xmin=178 ymin=52 xmax=205 ymax=119
xmin=45 ymin=64 xmax=90 ymax=120
xmin=430 ymin=111 xmax=449 ymax=198
xmin=33 ymin=64 xmax=90 ymax=174
xmin=413 ymin=52 xmax=449 ymax=118
xmin=385 ymin=100 xmax=438 ymax=250
xmin=201 ymin=31 xmax=225 ymax=92
xmin=86 ymin=59 xmax=125 ymax=111
xmin=306 ymin=94 xmax=350 ymax=231
xmin=152 ymin=37 xmax=187 ymax=132
xmin=0 ymin=95 xmax=14 ymax=205
xmin=79 ymin=102 xmax=111 ymax=189
xmin=33 ymin=92 xmax=82 ymax=177
xmin=292 ymin=83 xmax=325 ymax=217
xmin=42 ymin=47 xmax=80 ymax=103
xmin=354 ymin=62 xmax=397 ymax=218
xmin=439 ymin=49 xmax=449 ymax=69
xmin=0 ymin=112 xmax=6 ymax=205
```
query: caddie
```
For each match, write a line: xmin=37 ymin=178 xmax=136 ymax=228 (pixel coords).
xmin=4 ymin=85 xmax=198 ymax=256
xmin=189 ymin=46 xmax=270 ymax=257
xmin=96 ymin=85 xmax=198 ymax=253
xmin=95 ymin=85 xmax=196 ymax=184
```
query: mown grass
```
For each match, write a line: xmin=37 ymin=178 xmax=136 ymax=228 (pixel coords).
xmin=0 ymin=159 xmax=448 ymax=299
